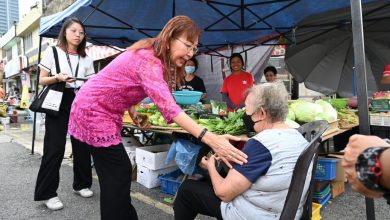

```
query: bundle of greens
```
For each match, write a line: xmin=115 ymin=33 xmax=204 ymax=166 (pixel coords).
xmin=148 ymin=111 xmax=179 ymax=127
xmin=182 ymin=104 xmax=208 ymax=115
xmin=337 ymin=108 xmax=359 ymax=128
xmin=198 ymin=111 xmax=246 ymax=135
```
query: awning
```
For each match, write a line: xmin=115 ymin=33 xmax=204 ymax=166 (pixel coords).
xmin=85 ymin=45 xmax=123 ymax=61
xmin=39 ymin=0 xmax=381 ymax=55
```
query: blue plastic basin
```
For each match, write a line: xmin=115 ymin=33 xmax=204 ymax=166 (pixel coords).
xmin=172 ymin=91 xmax=203 ymax=105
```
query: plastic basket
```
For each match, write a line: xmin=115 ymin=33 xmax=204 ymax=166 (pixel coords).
xmin=370 ymin=114 xmax=390 ymax=127
xmin=312 ymin=203 xmax=322 ymax=220
xmin=371 ymin=99 xmax=390 ymax=111
xmin=159 ymin=169 xmax=183 ymax=195
xmin=173 ymin=91 xmax=203 ymax=105
xmin=315 ymin=192 xmax=332 ymax=209
xmin=313 ymin=184 xmax=331 ymax=199
xmin=315 ymin=159 xmax=337 ymax=180
xmin=327 ymin=98 xmax=348 ymax=110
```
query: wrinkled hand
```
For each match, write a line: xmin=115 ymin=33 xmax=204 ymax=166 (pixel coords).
xmin=199 ymin=155 xmax=215 ymax=170
xmin=342 ymin=134 xmax=388 ymax=198
xmin=208 ymin=133 xmax=247 ymax=168
xmin=200 ymin=155 xmax=218 ymax=170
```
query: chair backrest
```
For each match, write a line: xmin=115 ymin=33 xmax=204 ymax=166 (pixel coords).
xmin=280 ymin=120 xmax=328 ymax=220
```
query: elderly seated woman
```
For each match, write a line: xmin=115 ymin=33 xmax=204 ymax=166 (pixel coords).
xmin=173 ymin=83 xmax=310 ymax=220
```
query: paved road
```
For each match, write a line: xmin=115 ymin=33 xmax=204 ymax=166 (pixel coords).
xmin=0 ymin=140 xmax=174 ymax=220
xmin=0 ymin=127 xmax=389 ymax=220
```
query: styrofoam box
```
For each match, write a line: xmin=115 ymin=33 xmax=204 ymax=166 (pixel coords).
xmin=137 ymin=164 xmax=177 ymax=189
xmin=122 ymin=136 xmax=143 ymax=148
xmin=136 ymin=144 xmax=176 ymax=170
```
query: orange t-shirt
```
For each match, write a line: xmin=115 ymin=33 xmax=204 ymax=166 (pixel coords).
xmin=221 ymin=71 xmax=254 ymax=111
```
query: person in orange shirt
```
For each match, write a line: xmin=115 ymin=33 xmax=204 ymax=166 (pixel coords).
xmin=221 ymin=53 xmax=254 ymax=112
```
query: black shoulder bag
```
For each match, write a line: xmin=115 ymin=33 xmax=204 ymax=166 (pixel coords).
xmin=29 ymin=46 xmax=66 ymax=117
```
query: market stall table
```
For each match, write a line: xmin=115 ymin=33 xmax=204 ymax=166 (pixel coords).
xmin=320 ymin=125 xmax=359 ymax=153
xmin=122 ymin=123 xmax=250 ymax=146
xmin=123 ymin=122 xmax=354 ymax=149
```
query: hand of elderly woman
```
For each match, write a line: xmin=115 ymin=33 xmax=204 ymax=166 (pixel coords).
xmin=203 ymin=133 xmax=248 ymax=168
xmin=342 ymin=134 xmax=388 ymax=198
xmin=200 ymin=155 xmax=218 ymax=170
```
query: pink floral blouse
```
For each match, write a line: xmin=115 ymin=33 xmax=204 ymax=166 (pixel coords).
xmin=68 ymin=48 xmax=182 ymax=147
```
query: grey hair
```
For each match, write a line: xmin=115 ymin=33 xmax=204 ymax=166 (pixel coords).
xmin=247 ymin=82 xmax=289 ymax=123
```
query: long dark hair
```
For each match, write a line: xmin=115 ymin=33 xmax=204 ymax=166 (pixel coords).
xmin=57 ymin=17 xmax=87 ymax=57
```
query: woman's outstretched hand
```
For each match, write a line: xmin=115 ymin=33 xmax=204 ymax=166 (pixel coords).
xmin=204 ymin=133 xmax=247 ymax=168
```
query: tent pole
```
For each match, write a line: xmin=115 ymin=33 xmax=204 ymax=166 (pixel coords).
xmin=83 ymin=0 xmax=105 ymax=23
xmin=31 ymin=36 xmax=42 ymax=155
xmin=172 ymin=0 xmax=175 ymax=18
xmin=350 ymin=1 xmax=375 ymax=219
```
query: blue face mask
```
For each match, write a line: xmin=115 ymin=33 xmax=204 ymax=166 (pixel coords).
xmin=185 ymin=66 xmax=196 ymax=74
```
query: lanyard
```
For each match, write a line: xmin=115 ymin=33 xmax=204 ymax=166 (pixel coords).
xmin=65 ymin=51 xmax=80 ymax=77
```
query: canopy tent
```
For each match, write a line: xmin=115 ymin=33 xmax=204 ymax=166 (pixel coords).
xmin=39 ymin=0 xmax=378 ymax=56
xmin=33 ymin=1 xmax=384 ymax=218
xmin=85 ymin=45 xmax=123 ymax=61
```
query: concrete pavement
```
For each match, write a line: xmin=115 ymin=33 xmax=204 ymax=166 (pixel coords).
xmin=0 ymin=122 xmax=388 ymax=220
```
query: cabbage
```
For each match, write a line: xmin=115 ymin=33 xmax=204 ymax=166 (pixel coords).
xmin=287 ymin=109 xmax=295 ymax=121
xmin=315 ymin=99 xmax=338 ymax=122
xmin=285 ymin=118 xmax=300 ymax=128
xmin=290 ymin=101 xmax=323 ymax=123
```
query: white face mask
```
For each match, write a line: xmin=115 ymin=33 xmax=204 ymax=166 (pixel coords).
xmin=185 ymin=66 xmax=196 ymax=74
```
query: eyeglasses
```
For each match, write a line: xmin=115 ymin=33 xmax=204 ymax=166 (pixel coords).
xmin=175 ymin=38 xmax=198 ymax=54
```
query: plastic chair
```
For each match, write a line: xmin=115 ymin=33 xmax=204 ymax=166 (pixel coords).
xmin=280 ymin=120 xmax=329 ymax=220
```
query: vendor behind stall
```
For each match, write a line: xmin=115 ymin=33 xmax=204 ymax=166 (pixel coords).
xmin=221 ymin=53 xmax=254 ymax=112
xmin=177 ymin=57 xmax=207 ymax=101
xmin=264 ymin=65 xmax=278 ymax=82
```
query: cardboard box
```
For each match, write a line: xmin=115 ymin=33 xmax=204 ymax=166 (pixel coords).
xmin=331 ymin=180 xmax=345 ymax=198
xmin=326 ymin=154 xmax=346 ymax=182
xmin=136 ymin=164 xmax=177 ymax=188
xmin=136 ymin=144 xmax=176 ymax=170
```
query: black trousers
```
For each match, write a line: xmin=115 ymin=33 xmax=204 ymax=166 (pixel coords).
xmin=173 ymin=179 xmax=223 ymax=220
xmin=72 ymin=137 xmax=138 ymax=220
xmin=34 ymin=88 xmax=91 ymax=201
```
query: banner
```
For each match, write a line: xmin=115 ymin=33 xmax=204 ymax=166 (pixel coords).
xmin=20 ymin=85 xmax=29 ymax=109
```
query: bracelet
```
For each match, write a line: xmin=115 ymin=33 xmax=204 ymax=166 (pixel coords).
xmin=197 ymin=128 xmax=208 ymax=142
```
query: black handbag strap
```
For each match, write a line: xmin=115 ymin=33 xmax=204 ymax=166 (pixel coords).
xmin=51 ymin=46 xmax=61 ymax=75
xmin=32 ymin=46 xmax=63 ymax=99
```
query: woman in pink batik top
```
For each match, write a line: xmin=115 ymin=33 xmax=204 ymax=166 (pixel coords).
xmin=68 ymin=16 xmax=248 ymax=220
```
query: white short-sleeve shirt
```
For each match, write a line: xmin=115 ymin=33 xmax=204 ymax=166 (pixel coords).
xmin=39 ymin=46 xmax=95 ymax=88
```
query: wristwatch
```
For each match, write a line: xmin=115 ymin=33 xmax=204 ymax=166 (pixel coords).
xmin=356 ymin=147 xmax=390 ymax=202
